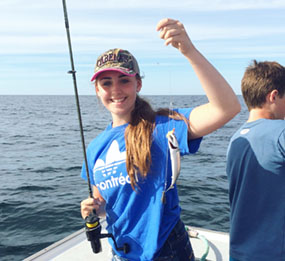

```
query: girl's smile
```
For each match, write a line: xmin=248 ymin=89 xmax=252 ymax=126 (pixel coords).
xmin=95 ymin=71 xmax=142 ymax=126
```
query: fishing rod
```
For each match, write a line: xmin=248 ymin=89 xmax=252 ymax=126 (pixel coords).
xmin=61 ymin=0 xmax=130 ymax=254
xmin=61 ymin=0 xmax=92 ymax=198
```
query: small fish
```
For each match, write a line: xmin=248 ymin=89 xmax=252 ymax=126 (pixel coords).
xmin=165 ymin=128 xmax=181 ymax=191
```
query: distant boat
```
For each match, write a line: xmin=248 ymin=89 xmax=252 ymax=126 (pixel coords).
xmin=24 ymin=219 xmax=229 ymax=261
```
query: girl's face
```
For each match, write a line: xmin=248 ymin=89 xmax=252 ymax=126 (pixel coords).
xmin=95 ymin=71 xmax=142 ymax=127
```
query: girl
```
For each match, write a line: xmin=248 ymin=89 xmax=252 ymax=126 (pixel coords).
xmin=81 ymin=18 xmax=241 ymax=261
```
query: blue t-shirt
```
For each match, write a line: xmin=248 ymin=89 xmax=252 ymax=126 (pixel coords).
xmin=81 ymin=108 xmax=202 ymax=260
xmin=226 ymin=119 xmax=285 ymax=261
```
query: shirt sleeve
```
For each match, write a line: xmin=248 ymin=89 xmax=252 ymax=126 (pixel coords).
xmin=278 ymin=129 xmax=285 ymax=158
xmin=173 ymin=108 xmax=203 ymax=155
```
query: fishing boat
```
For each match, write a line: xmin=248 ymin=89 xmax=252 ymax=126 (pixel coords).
xmin=24 ymin=3 xmax=228 ymax=261
xmin=24 ymin=219 xmax=229 ymax=261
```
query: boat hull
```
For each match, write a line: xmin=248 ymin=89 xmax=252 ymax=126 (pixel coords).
xmin=24 ymin=220 xmax=229 ymax=261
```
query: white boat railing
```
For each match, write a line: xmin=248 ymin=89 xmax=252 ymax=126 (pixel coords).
xmin=24 ymin=220 xmax=229 ymax=261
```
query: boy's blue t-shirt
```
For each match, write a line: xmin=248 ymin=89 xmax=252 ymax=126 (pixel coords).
xmin=81 ymin=108 xmax=202 ymax=260
xmin=226 ymin=119 xmax=285 ymax=261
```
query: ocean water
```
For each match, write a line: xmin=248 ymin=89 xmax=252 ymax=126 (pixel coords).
xmin=0 ymin=95 xmax=247 ymax=261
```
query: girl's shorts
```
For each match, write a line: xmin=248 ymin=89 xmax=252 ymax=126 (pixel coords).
xmin=111 ymin=219 xmax=195 ymax=261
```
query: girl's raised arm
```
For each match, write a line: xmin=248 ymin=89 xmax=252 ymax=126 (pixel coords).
xmin=157 ymin=18 xmax=241 ymax=139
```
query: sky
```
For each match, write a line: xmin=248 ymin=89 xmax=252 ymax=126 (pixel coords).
xmin=1 ymin=0 xmax=285 ymax=95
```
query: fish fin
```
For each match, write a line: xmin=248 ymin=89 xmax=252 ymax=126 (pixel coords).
xmin=166 ymin=128 xmax=175 ymax=139
xmin=161 ymin=191 xmax=167 ymax=204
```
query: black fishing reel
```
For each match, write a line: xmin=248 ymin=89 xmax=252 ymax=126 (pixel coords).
xmin=85 ymin=209 xmax=130 ymax=254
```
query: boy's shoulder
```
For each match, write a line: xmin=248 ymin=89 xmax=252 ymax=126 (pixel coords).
xmin=231 ymin=119 xmax=285 ymax=140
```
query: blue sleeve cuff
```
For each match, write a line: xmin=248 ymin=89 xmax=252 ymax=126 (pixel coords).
xmin=188 ymin=136 xmax=203 ymax=154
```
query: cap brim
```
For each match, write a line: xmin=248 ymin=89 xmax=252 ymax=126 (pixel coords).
xmin=91 ymin=68 xmax=137 ymax=82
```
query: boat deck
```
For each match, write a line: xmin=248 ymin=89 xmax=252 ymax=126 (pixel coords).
xmin=24 ymin=220 xmax=229 ymax=261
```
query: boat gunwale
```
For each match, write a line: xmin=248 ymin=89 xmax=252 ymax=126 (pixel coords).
xmin=24 ymin=220 xmax=229 ymax=261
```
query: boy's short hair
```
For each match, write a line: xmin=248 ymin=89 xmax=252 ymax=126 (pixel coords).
xmin=241 ymin=60 xmax=285 ymax=110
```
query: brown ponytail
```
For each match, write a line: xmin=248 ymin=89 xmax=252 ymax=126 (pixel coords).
xmin=125 ymin=95 xmax=189 ymax=190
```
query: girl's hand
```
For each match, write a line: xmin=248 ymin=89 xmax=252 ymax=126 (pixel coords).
xmin=156 ymin=18 xmax=241 ymax=139
xmin=156 ymin=18 xmax=194 ymax=55
xmin=80 ymin=197 xmax=105 ymax=219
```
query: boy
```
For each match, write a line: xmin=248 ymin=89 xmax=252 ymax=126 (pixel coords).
xmin=226 ymin=60 xmax=285 ymax=261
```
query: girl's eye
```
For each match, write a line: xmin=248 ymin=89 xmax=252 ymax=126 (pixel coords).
xmin=120 ymin=79 xmax=130 ymax=84
xmin=102 ymin=81 xmax=112 ymax=87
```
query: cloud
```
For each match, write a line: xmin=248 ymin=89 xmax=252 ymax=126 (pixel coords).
xmin=42 ymin=0 xmax=285 ymax=11
xmin=1 ymin=21 xmax=284 ymax=57
xmin=1 ymin=0 xmax=284 ymax=56
xmin=1 ymin=0 xmax=285 ymax=95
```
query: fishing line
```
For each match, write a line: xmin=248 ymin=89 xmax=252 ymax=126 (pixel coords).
xmin=161 ymin=64 xmax=175 ymax=203
xmin=61 ymin=0 xmax=93 ymax=198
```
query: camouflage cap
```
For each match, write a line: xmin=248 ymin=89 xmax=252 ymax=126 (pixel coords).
xmin=91 ymin=48 xmax=140 ymax=81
